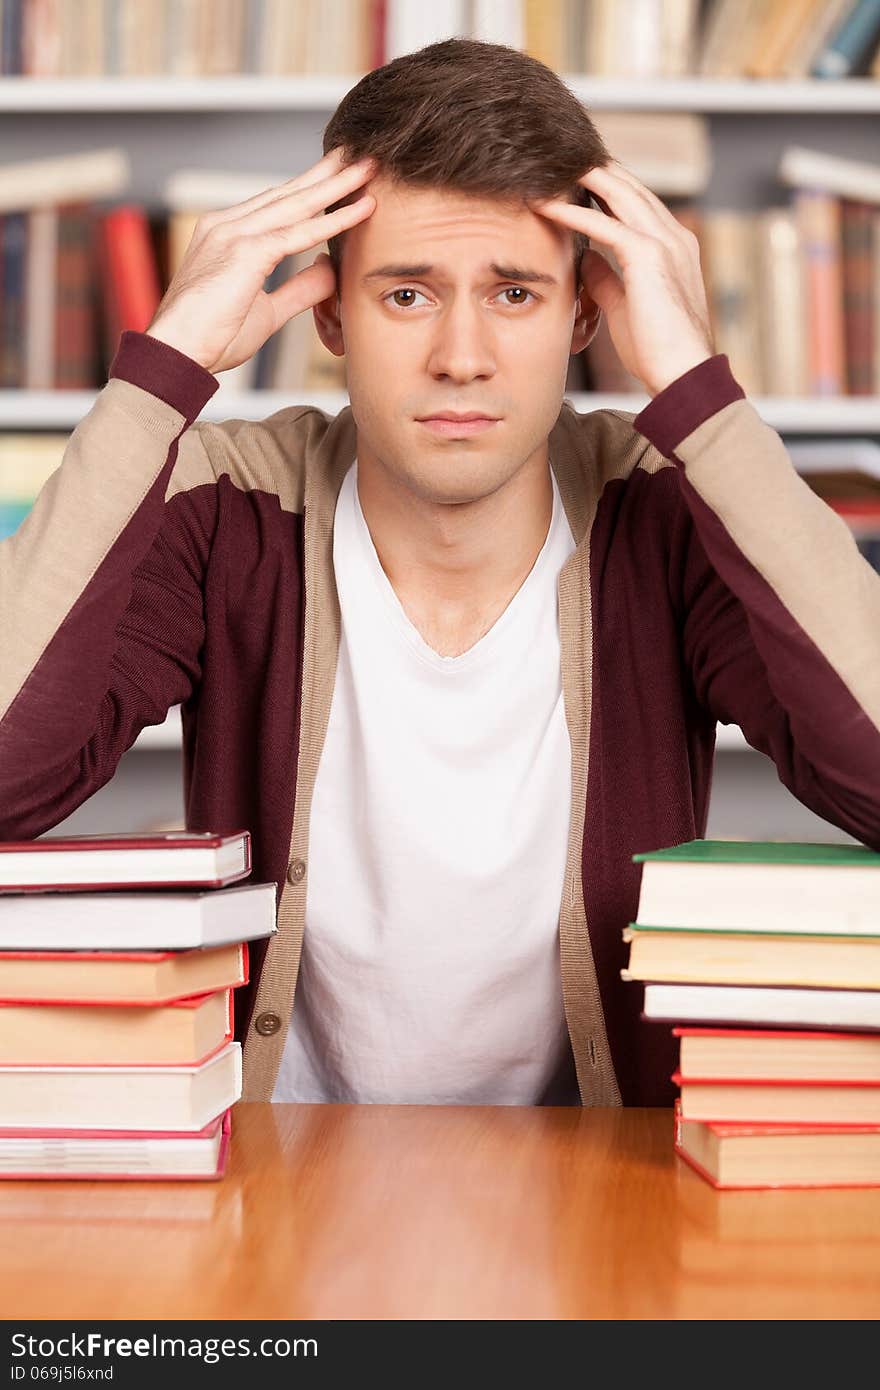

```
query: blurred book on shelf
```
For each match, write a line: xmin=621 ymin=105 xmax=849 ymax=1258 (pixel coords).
xmin=4 ymin=133 xmax=879 ymax=400
xmin=1 ymin=1 xmax=879 ymax=83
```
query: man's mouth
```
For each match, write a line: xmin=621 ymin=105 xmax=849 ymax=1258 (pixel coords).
xmin=416 ymin=413 xmax=500 ymax=437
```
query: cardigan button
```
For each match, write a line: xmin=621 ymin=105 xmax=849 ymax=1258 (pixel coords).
xmin=287 ymin=857 xmax=306 ymax=884
xmin=254 ymin=1012 xmax=282 ymax=1036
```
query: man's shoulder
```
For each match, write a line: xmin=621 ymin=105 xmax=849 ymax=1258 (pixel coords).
xmin=173 ymin=401 xmax=356 ymax=514
xmin=552 ymin=398 xmax=673 ymax=490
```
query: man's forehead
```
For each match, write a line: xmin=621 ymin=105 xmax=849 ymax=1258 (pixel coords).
xmin=348 ymin=173 xmax=572 ymax=269
xmin=366 ymin=175 xmax=541 ymax=233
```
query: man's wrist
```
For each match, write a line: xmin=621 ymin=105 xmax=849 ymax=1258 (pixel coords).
xmin=144 ymin=322 xmax=214 ymax=373
xmin=643 ymin=351 xmax=716 ymax=399
xmin=633 ymin=353 xmax=746 ymax=459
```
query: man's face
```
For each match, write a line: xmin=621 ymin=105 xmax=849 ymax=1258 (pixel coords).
xmin=323 ymin=173 xmax=588 ymax=507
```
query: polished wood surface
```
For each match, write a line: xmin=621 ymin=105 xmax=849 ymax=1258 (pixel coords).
xmin=1 ymin=1103 xmax=879 ymax=1320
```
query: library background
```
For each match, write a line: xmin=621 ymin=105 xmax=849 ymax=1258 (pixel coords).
xmin=1 ymin=0 xmax=879 ymax=843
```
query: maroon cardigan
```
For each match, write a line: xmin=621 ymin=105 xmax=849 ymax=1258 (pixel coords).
xmin=1 ymin=330 xmax=878 ymax=1105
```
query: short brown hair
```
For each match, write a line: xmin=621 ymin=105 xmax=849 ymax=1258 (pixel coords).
xmin=322 ymin=37 xmax=610 ymax=291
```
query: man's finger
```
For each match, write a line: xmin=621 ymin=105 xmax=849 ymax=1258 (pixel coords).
xmin=532 ymin=197 xmax=644 ymax=260
xmin=576 ymin=165 xmax=679 ymax=242
xmin=583 ymin=162 xmax=687 ymax=239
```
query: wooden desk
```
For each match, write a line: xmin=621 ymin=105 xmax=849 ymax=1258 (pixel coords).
xmin=1 ymin=1104 xmax=879 ymax=1320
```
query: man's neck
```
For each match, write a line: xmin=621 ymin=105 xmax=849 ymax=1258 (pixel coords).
xmin=354 ymin=447 xmax=554 ymax=659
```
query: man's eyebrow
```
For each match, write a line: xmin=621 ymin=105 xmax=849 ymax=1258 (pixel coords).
xmin=361 ymin=262 xmax=559 ymax=286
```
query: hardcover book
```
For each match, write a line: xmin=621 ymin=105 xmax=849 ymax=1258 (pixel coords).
xmin=0 ymin=1108 xmax=232 ymax=1182
xmin=0 ymin=1040 xmax=242 ymax=1132
xmin=674 ymin=1070 xmax=880 ymax=1125
xmin=674 ymin=1027 xmax=880 ymax=1082
xmin=0 ymin=829 xmax=252 ymax=893
xmin=0 ymin=989 xmax=234 ymax=1067
xmin=622 ymin=926 xmax=880 ymax=989
xmin=674 ymin=1101 xmax=880 ymax=1190
xmin=0 ymin=879 xmax=277 ymax=950
xmin=631 ymin=838 xmax=880 ymax=935
xmin=0 ymin=940 xmax=249 ymax=1005
xmin=642 ymin=982 xmax=880 ymax=1032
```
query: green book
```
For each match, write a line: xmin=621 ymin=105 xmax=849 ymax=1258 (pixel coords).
xmin=630 ymin=838 xmax=880 ymax=936
xmin=633 ymin=839 xmax=880 ymax=867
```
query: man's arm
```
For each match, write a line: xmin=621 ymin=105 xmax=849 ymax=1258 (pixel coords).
xmin=534 ymin=159 xmax=880 ymax=849
xmin=0 ymin=331 xmax=220 ymax=839
xmin=634 ymin=354 xmax=880 ymax=851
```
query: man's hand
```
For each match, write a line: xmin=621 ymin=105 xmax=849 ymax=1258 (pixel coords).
xmin=532 ymin=160 xmax=716 ymax=398
xmin=145 ymin=147 xmax=377 ymax=374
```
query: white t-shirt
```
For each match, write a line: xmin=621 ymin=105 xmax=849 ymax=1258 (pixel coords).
xmin=271 ymin=459 xmax=580 ymax=1104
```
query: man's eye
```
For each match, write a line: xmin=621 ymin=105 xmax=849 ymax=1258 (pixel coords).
xmin=382 ymin=286 xmax=536 ymax=309
xmin=385 ymin=287 xmax=428 ymax=309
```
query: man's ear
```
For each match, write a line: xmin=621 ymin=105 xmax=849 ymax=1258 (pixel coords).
xmin=312 ymin=287 xmax=345 ymax=358
xmin=571 ymin=282 xmax=601 ymax=354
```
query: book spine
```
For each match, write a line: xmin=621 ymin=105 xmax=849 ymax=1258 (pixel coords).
xmin=810 ymin=0 xmax=880 ymax=77
xmin=842 ymin=199 xmax=876 ymax=395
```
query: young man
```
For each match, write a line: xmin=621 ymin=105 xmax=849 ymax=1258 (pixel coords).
xmin=1 ymin=40 xmax=878 ymax=1108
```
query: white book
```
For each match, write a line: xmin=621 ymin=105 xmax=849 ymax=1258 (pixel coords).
xmin=0 ymin=1109 xmax=230 ymax=1180
xmin=469 ymin=0 xmax=524 ymax=48
xmin=591 ymin=112 xmax=711 ymax=198
xmin=0 ymin=829 xmax=252 ymax=892
xmin=0 ymin=880 xmax=277 ymax=950
xmin=778 ymin=145 xmax=880 ymax=209
xmin=755 ymin=208 xmax=807 ymax=398
xmin=385 ymin=0 xmax=468 ymax=60
xmin=643 ymin=982 xmax=880 ymax=1031
xmin=162 ymin=167 xmax=296 ymax=212
xmin=0 ymin=147 xmax=130 ymax=215
xmin=0 ymin=1041 xmax=242 ymax=1132
xmin=635 ymin=856 xmax=880 ymax=936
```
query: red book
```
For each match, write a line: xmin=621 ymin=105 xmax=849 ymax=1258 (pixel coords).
xmin=674 ymin=1026 xmax=880 ymax=1083
xmin=0 ymin=940 xmax=249 ymax=1006
xmin=94 ymin=203 xmax=163 ymax=374
xmin=0 ymin=829 xmax=252 ymax=893
xmin=0 ymin=1108 xmax=232 ymax=1182
xmin=0 ymin=1040 xmax=242 ymax=1133
xmin=795 ymin=188 xmax=846 ymax=396
xmin=673 ymin=1069 xmax=880 ymax=1125
xmin=0 ymin=988 xmax=235 ymax=1067
xmin=674 ymin=1099 xmax=880 ymax=1190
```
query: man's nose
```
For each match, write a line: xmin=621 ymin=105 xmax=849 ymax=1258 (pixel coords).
xmin=426 ymin=298 xmax=497 ymax=381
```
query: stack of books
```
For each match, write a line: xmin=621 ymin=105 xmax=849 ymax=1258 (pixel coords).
xmin=0 ymin=829 xmax=277 ymax=1181
xmin=622 ymin=838 xmax=880 ymax=1189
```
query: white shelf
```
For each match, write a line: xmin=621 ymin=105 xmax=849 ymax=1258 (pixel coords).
xmin=127 ymin=706 xmax=752 ymax=754
xmin=3 ymin=389 xmax=880 ymax=434
xmin=0 ymin=74 xmax=879 ymax=114
xmin=129 ymin=706 xmax=182 ymax=751
xmin=715 ymin=724 xmax=750 ymax=752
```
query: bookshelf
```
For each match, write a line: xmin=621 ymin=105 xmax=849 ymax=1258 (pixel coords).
xmin=3 ymin=388 xmax=880 ymax=433
xmin=128 ymin=704 xmax=751 ymax=753
xmin=1 ymin=74 xmax=880 ymax=113
xmin=3 ymin=32 xmax=878 ymax=840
